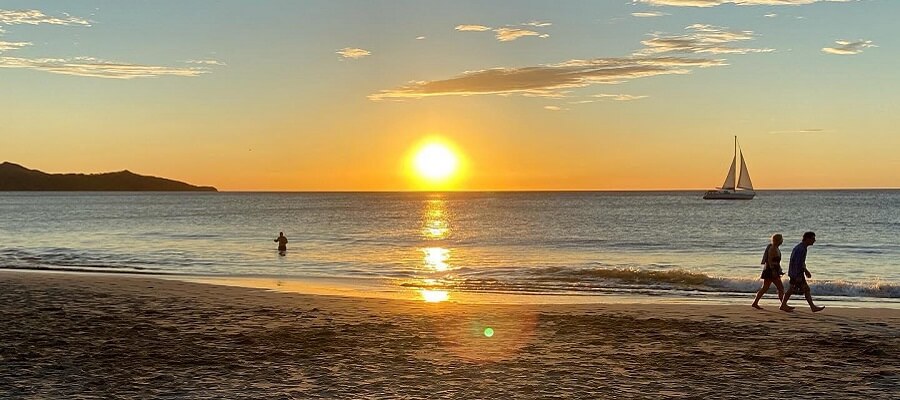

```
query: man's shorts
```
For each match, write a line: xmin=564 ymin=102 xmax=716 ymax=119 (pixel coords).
xmin=789 ymin=277 xmax=808 ymax=292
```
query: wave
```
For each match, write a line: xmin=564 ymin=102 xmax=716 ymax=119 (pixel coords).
xmin=425 ymin=267 xmax=900 ymax=299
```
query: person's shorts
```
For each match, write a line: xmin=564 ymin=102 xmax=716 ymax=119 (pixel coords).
xmin=789 ymin=277 xmax=808 ymax=292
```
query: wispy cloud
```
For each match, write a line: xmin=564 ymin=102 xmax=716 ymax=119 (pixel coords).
xmin=632 ymin=11 xmax=670 ymax=17
xmin=0 ymin=40 xmax=30 ymax=52
xmin=369 ymin=57 xmax=725 ymax=101
xmin=456 ymin=22 xmax=550 ymax=42
xmin=635 ymin=0 xmax=852 ymax=7
xmin=336 ymin=47 xmax=371 ymax=59
xmin=0 ymin=56 xmax=207 ymax=79
xmin=186 ymin=59 xmax=226 ymax=66
xmin=0 ymin=8 xmax=217 ymax=79
xmin=821 ymin=39 xmax=875 ymax=55
xmin=0 ymin=9 xmax=90 ymax=26
xmin=455 ymin=24 xmax=492 ymax=32
xmin=592 ymin=94 xmax=649 ymax=101
xmin=523 ymin=21 xmax=552 ymax=27
xmin=495 ymin=28 xmax=544 ymax=42
xmin=637 ymin=24 xmax=774 ymax=55
xmin=769 ymin=128 xmax=827 ymax=134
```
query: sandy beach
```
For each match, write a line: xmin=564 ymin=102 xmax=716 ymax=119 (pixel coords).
xmin=1 ymin=270 xmax=898 ymax=399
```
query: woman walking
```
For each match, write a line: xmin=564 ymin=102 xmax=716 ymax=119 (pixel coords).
xmin=751 ymin=233 xmax=786 ymax=309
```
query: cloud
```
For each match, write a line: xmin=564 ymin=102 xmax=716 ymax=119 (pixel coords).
xmin=0 ymin=40 xmax=30 ymax=52
xmin=637 ymin=24 xmax=774 ymax=55
xmin=0 ymin=9 xmax=90 ymax=26
xmin=632 ymin=11 xmax=670 ymax=17
xmin=0 ymin=8 xmax=217 ymax=80
xmin=457 ymin=23 xmax=550 ymax=42
xmin=369 ymin=56 xmax=725 ymax=101
xmin=0 ymin=56 xmax=207 ymax=79
xmin=494 ymin=28 xmax=544 ymax=42
xmin=336 ymin=47 xmax=371 ymax=59
xmin=592 ymin=94 xmax=649 ymax=101
xmin=821 ymin=39 xmax=875 ymax=55
xmin=635 ymin=0 xmax=852 ymax=7
xmin=455 ymin=24 xmax=491 ymax=32
xmin=769 ymin=128 xmax=827 ymax=134
xmin=186 ymin=59 xmax=226 ymax=66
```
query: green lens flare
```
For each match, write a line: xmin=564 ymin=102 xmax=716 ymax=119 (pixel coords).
xmin=483 ymin=327 xmax=494 ymax=337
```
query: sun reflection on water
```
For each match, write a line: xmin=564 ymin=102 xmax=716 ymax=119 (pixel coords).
xmin=420 ymin=289 xmax=450 ymax=303
xmin=423 ymin=247 xmax=450 ymax=272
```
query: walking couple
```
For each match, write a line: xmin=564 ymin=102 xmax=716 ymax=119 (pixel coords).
xmin=751 ymin=231 xmax=825 ymax=313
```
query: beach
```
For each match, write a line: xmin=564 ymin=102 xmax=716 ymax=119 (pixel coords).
xmin=2 ymin=270 xmax=898 ymax=399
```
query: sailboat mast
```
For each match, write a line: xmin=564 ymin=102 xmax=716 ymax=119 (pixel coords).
xmin=734 ymin=136 xmax=739 ymax=186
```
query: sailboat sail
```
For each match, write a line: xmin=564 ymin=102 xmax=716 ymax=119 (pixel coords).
xmin=737 ymin=150 xmax=753 ymax=190
xmin=705 ymin=136 xmax=755 ymax=200
xmin=721 ymin=157 xmax=737 ymax=190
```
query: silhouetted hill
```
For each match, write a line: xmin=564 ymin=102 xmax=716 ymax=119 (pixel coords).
xmin=0 ymin=162 xmax=217 ymax=191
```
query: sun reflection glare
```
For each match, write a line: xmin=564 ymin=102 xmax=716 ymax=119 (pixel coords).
xmin=422 ymin=199 xmax=450 ymax=239
xmin=423 ymin=247 xmax=450 ymax=271
xmin=420 ymin=289 xmax=450 ymax=303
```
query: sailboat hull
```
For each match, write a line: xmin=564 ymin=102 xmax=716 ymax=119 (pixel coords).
xmin=703 ymin=190 xmax=755 ymax=200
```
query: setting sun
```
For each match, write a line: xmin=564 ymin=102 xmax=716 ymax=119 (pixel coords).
xmin=413 ymin=143 xmax=459 ymax=182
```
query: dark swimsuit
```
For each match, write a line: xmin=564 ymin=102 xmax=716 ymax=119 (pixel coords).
xmin=760 ymin=245 xmax=783 ymax=280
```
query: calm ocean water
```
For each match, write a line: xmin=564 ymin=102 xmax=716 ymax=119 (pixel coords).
xmin=1 ymin=191 xmax=898 ymax=304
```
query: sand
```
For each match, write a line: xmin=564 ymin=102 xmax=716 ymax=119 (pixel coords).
xmin=1 ymin=270 xmax=898 ymax=399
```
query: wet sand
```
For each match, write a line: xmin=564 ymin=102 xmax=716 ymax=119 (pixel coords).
xmin=2 ymin=270 xmax=898 ymax=399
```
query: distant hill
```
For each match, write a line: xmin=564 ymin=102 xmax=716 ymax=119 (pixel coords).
xmin=0 ymin=162 xmax=217 ymax=192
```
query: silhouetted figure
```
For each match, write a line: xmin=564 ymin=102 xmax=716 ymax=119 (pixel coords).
xmin=780 ymin=232 xmax=825 ymax=313
xmin=752 ymin=233 xmax=786 ymax=309
xmin=274 ymin=232 xmax=288 ymax=253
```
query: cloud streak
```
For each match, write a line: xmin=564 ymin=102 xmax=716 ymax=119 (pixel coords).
xmin=0 ymin=9 xmax=90 ymax=26
xmin=592 ymin=94 xmax=649 ymax=101
xmin=0 ymin=40 xmax=30 ymax=52
xmin=186 ymin=59 xmax=226 ymax=66
xmin=632 ymin=11 xmax=670 ymax=17
xmin=336 ymin=47 xmax=371 ymax=59
xmin=637 ymin=24 xmax=773 ymax=55
xmin=635 ymin=0 xmax=852 ymax=7
xmin=455 ymin=24 xmax=491 ymax=32
xmin=456 ymin=22 xmax=550 ymax=42
xmin=769 ymin=128 xmax=827 ymax=134
xmin=821 ymin=39 xmax=875 ymax=55
xmin=0 ymin=8 xmax=217 ymax=79
xmin=0 ymin=56 xmax=207 ymax=79
xmin=369 ymin=57 xmax=725 ymax=101
xmin=495 ymin=28 xmax=544 ymax=42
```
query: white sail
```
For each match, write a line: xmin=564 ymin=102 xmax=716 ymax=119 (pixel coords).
xmin=721 ymin=156 xmax=736 ymax=190
xmin=737 ymin=150 xmax=753 ymax=190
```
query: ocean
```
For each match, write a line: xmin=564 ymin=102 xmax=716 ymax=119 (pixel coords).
xmin=1 ymin=191 xmax=898 ymax=306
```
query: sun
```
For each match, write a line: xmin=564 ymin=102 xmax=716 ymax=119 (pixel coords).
xmin=413 ymin=143 xmax=459 ymax=182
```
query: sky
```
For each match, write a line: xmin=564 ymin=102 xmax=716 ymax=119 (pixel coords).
xmin=1 ymin=0 xmax=898 ymax=191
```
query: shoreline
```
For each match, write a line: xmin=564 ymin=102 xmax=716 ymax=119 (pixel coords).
xmin=2 ymin=270 xmax=899 ymax=398
xmin=4 ymin=267 xmax=899 ymax=309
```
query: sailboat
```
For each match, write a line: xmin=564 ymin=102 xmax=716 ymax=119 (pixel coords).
xmin=703 ymin=136 xmax=756 ymax=200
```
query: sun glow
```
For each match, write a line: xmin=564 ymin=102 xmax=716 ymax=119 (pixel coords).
xmin=411 ymin=141 xmax=460 ymax=185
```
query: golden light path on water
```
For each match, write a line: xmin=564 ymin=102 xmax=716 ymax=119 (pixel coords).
xmin=417 ymin=198 xmax=453 ymax=303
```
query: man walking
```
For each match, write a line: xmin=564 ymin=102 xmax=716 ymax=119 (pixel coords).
xmin=780 ymin=231 xmax=825 ymax=313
